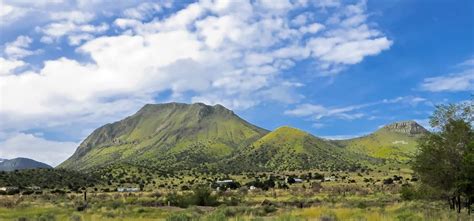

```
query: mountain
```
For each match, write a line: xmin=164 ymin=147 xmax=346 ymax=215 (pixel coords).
xmin=59 ymin=103 xmax=268 ymax=171
xmin=336 ymin=120 xmax=428 ymax=161
xmin=220 ymin=126 xmax=371 ymax=172
xmin=0 ymin=158 xmax=52 ymax=171
xmin=59 ymin=102 xmax=428 ymax=172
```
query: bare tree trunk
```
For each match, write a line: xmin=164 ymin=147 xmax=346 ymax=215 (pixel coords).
xmin=457 ymin=195 xmax=461 ymax=214
xmin=468 ymin=197 xmax=471 ymax=215
xmin=449 ymin=196 xmax=455 ymax=210
xmin=451 ymin=196 xmax=456 ymax=210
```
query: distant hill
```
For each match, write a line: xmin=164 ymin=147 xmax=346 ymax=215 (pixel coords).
xmin=0 ymin=158 xmax=52 ymax=171
xmin=59 ymin=103 xmax=268 ymax=171
xmin=336 ymin=120 xmax=428 ymax=161
xmin=221 ymin=126 xmax=371 ymax=172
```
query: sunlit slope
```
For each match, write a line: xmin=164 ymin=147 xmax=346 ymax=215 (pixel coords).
xmin=59 ymin=103 xmax=268 ymax=171
xmin=221 ymin=126 xmax=372 ymax=172
xmin=337 ymin=121 xmax=428 ymax=161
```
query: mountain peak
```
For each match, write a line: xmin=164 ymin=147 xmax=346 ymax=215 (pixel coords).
xmin=273 ymin=126 xmax=307 ymax=135
xmin=0 ymin=157 xmax=52 ymax=171
xmin=381 ymin=120 xmax=428 ymax=136
xmin=138 ymin=102 xmax=234 ymax=116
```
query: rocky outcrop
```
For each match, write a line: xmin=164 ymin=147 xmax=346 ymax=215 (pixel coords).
xmin=383 ymin=120 xmax=428 ymax=136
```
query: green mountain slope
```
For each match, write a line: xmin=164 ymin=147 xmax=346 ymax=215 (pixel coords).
xmin=220 ymin=126 xmax=371 ymax=172
xmin=59 ymin=103 xmax=268 ymax=171
xmin=337 ymin=120 xmax=428 ymax=161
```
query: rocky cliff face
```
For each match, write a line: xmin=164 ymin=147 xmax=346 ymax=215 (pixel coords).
xmin=383 ymin=120 xmax=428 ymax=136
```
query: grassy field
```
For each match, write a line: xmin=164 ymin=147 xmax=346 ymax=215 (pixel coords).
xmin=0 ymin=195 xmax=470 ymax=221
xmin=1 ymin=166 xmax=471 ymax=221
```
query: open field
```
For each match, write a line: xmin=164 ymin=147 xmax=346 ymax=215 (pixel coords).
xmin=0 ymin=192 xmax=470 ymax=221
xmin=1 ymin=167 xmax=472 ymax=221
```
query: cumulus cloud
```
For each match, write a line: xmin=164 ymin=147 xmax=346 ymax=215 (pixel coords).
xmin=0 ymin=133 xmax=78 ymax=166
xmin=0 ymin=0 xmax=29 ymax=26
xmin=0 ymin=0 xmax=394 ymax=160
xmin=0 ymin=57 xmax=25 ymax=75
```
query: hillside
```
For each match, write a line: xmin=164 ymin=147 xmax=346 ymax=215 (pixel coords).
xmin=220 ymin=126 xmax=371 ymax=172
xmin=337 ymin=120 xmax=428 ymax=161
xmin=0 ymin=158 xmax=52 ymax=171
xmin=59 ymin=103 xmax=268 ymax=171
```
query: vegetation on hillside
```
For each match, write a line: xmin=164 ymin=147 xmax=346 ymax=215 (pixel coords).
xmin=59 ymin=103 xmax=268 ymax=171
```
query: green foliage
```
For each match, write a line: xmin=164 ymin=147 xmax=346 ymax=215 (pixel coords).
xmin=165 ymin=185 xmax=218 ymax=208
xmin=0 ymin=169 xmax=101 ymax=190
xmin=166 ymin=213 xmax=193 ymax=221
xmin=412 ymin=100 xmax=473 ymax=213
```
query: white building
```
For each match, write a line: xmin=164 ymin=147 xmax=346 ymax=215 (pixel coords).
xmin=117 ymin=187 xmax=140 ymax=192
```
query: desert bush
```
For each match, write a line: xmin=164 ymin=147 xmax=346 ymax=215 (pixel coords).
xmin=400 ymin=185 xmax=417 ymax=201
xmin=166 ymin=213 xmax=192 ymax=221
xmin=0 ymin=197 xmax=17 ymax=208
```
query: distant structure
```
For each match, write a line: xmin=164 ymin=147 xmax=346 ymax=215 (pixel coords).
xmin=117 ymin=187 xmax=139 ymax=192
xmin=294 ymin=178 xmax=303 ymax=183
xmin=216 ymin=180 xmax=234 ymax=185
xmin=0 ymin=186 xmax=19 ymax=191
xmin=324 ymin=176 xmax=336 ymax=182
xmin=286 ymin=177 xmax=303 ymax=183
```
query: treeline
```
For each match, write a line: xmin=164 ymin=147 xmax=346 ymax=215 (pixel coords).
xmin=0 ymin=168 xmax=102 ymax=191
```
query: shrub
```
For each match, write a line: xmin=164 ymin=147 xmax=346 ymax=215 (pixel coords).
xmin=400 ymin=185 xmax=417 ymax=201
xmin=166 ymin=213 xmax=192 ymax=221
xmin=192 ymin=185 xmax=218 ymax=206
xmin=383 ymin=178 xmax=394 ymax=185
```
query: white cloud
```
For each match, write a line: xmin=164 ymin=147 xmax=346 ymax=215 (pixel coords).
xmin=0 ymin=57 xmax=25 ymax=75
xmin=421 ymin=68 xmax=474 ymax=92
xmin=420 ymin=57 xmax=474 ymax=92
xmin=0 ymin=0 xmax=393 ymax=161
xmin=37 ymin=21 xmax=109 ymax=45
xmin=285 ymin=95 xmax=428 ymax=121
xmin=383 ymin=96 xmax=427 ymax=106
xmin=50 ymin=11 xmax=95 ymax=24
xmin=0 ymin=1 xmax=28 ymax=26
xmin=0 ymin=133 xmax=78 ymax=166
xmin=284 ymin=103 xmax=366 ymax=120
xmin=321 ymin=133 xmax=365 ymax=140
xmin=123 ymin=2 xmax=163 ymax=20
xmin=3 ymin=35 xmax=39 ymax=59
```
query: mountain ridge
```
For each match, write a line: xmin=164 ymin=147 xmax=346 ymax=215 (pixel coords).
xmin=59 ymin=102 xmax=428 ymax=172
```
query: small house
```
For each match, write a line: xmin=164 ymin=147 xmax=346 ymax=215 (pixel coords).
xmin=324 ymin=176 xmax=336 ymax=182
xmin=0 ymin=186 xmax=18 ymax=192
xmin=117 ymin=187 xmax=140 ymax=192
xmin=294 ymin=178 xmax=303 ymax=183
xmin=216 ymin=180 xmax=234 ymax=185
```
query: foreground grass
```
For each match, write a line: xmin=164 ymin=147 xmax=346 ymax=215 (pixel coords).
xmin=0 ymin=201 xmax=471 ymax=221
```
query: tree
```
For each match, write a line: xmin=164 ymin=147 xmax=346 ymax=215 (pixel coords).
xmin=413 ymin=100 xmax=473 ymax=214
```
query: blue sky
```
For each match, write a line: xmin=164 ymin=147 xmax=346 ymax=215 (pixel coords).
xmin=0 ymin=0 xmax=473 ymax=166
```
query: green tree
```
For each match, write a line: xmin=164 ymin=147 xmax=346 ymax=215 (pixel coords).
xmin=413 ymin=100 xmax=473 ymax=214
